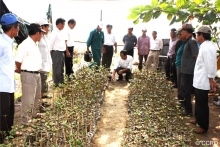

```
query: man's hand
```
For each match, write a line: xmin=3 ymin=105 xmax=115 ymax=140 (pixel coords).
xmin=114 ymin=49 xmax=117 ymax=54
xmin=209 ymin=79 xmax=216 ymax=92
xmin=102 ymin=47 xmax=106 ymax=54
xmin=87 ymin=47 xmax=90 ymax=53
xmin=66 ymin=51 xmax=71 ymax=57
xmin=118 ymin=69 xmax=124 ymax=74
xmin=15 ymin=68 xmax=21 ymax=74
xmin=112 ymin=74 xmax=116 ymax=82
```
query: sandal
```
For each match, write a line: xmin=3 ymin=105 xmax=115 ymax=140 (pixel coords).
xmin=189 ymin=120 xmax=196 ymax=125
xmin=193 ymin=127 xmax=207 ymax=134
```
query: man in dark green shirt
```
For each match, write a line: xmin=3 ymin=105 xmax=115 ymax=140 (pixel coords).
xmin=87 ymin=22 xmax=104 ymax=66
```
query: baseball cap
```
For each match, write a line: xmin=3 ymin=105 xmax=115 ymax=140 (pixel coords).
xmin=98 ymin=22 xmax=104 ymax=29
xmin=196 ymin=26 xmax=211 ymax=34
xmin=142 ymin=28 xmax=147 ymax=32
xmin=1 ymin=13 xmax=20 ymax=26
xmin=182 ymin=23 xmax=193 ymax=30
xmin=28 ymin=23 xmax=46 ymax=34
xmin=38 ymin=18 xmax=49 ymax=26
xmin=176 ymin=28 xmax=182 ymax=35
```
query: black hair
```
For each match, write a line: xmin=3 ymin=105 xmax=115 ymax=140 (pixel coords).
xmin=128 ymin=27 xmax=133 ymax=31
xmin=68 ymin=19 xmax=75 ymax=25
xmin=106 ymin=24 xmax=112 ymax=28
xmin=2 ymin=22 xmax=19 ymax=32
xmin=28 ymin=29 xmax=40 ymax=35
xmin=56 ymin=18 xmax=65 ymax=25
xmin=171 ymin=28 xmax=176 ymax=33
xmin=120 ymin=50 xmax=127 ymax=56
xmin=41 ymin=24 xmax=49 ymax=28
xmin=182 ymin=28 xmax=193 ymax=34
xmin=197 ymin=32 xmax=211 ymax=41
xmin=192 ymin=33 xmax=196 ymax=39
xmin=152 ymin=31 xmax=157 ymax=35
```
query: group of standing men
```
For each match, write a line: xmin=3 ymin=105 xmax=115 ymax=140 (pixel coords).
xmin=166 ymin=23 xmax=217 ymax=134
xmin=0 ymin=13 xmax=76 ymax=143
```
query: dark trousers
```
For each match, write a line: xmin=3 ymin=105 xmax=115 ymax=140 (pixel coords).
xmin=116 ymin=67 xmax=131 ymax=80
xmin=127 ymin=49 xmax=134 ymax=57
xmin=0 ymin=92 xmax=14 ymax=143
xmin=138 ymin=55 xmax=148 ymax=70
xmin=165 ymin=56 xmax=177 ymax=85
xmin=64 ymin=46 xmax=74 ymax=76
xmin=51 ymin=51 xmax=64 ymax=85
xmin=195 ymin=88 xmax=209 ymax=131
xmin=180 ymin=73 xmax=193 ymax=113
xmin=176 ymin=67 xmax=181 ymax=103
xmin=91 ymin=49 xmax=101 ymax=66
xmin=102 ymin=45 xmax=114 ymax=69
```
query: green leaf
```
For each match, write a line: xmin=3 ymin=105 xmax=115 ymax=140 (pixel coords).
xmin=159 ymin=2 xmax=168 ymax=9
xmin=167 ymin=14 xmax=173 ymax=20
xmin=142 ymin=11 xmax=153 ymax=23
xmin=151 ymin=0 xmax=158 ymax=8
xmin=176 ymin=0 xmax=186 ymax=8
xmin=143 ymin=5 xmax=153 ymax=11
xmin=127 ymin=12 xmax=140 ymax=20
xmin=194 ymin=0 xmax=205 ymax=4
xmin=164 ymin=6 xmax=177 ymax=13
xmin=133 ymin=18 xmax=139 ymax=24
xmin=169 ymin=16 xmax=176 ymax=25
xmin=153 ymin=11 xmax=162 ymax=19
xmin=215 ymin=0 xmax=220 ymax=11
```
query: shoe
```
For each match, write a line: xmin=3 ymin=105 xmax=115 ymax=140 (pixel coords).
xmin=116 ymin=78 xmax=123 ymax=81
xmin=181 ymin=110 xmax=192 ymax=117
xmin=42 ymin=101 xmax=51 ymax=107
xmin=193 ymin=127 xmax=207 ymax=134
xmin=39 ymin=105 xmax=46 ymax=113
xmin=42 ymin=95 xmax=52 ymax=99
xmin=213 ymin=100 xmax=220 ymax=106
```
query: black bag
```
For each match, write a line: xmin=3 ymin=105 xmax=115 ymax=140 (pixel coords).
xmin=84 ymin=51 xmax=93 ymax=62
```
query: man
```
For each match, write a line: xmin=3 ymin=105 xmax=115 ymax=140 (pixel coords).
xmin=137 ymin=28 xmax=150 ymax=70
xmin=38 ymin=18 xmax=52 ymax=111
xmin=50 ymin=18 xmax=69 ymax=86
xmin=180 ymin=23 xmax=198 ymax=116
xmin=165 ymin=28 xmax=178 ymax=87
xmin=87 ymin=22 xmax=104 ymax=67
xmin=145 ymin=31 xmax=163 ymax=72
xmin=0 ymin=13 xmax=21 ymax=143
xmin=102 ymin=24 xmax=117 ymax=70
xmin=15 ymin=23 xmax=45 ymax=125
xmin=122 ymin=27 xmax=137 ymax=57
xmin=65 ymin=19 xmax=76 ymax=77
xmin=190 ymin=26 xmax=217 ymax=134
xmin=112 ymin=50 xmax=133 ymax=82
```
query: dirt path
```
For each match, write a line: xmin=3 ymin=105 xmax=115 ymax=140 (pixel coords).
xmin=92 ymin=81 xmax=129 ymax=147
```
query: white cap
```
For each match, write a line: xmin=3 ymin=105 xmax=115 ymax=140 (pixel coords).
xmin=38 ymin=18 xmax=49 ymax=26
xmin=98 ymin=21 xmax=104 ymax=29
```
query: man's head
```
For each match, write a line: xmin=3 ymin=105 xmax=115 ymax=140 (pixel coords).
xmin=56 ymin=18 xmax=65 ymax=30
xmin=181 ymin=23 xmax=194 ymax=39
xmin=68 ymin=19 xmax=76 ymax=29
xmin=142 ymin=28 xmax=147 ymax=35
xmin=120 ymin=50 xmax=128 ymax=60
xmin=97 ymin=22 xmax=103 ymax=32
xmin=38 ymin=18 xmax=49 ymax=35
xmin=170 ymin=28 xmax=177 ymax=38
xmin=152 ymin=31 xmax=157 ymax=39
xmin=176 ymin=28 xmax=183 ymax=41
xmin=128 ymin=27 xmax=133 ymax=34
xmin=196 ymin=26 xmax=211 ymax=43
xmin=28 ymin=23 xmax=45 ymax=42
xmin=106 ymin=24 xmax=112 ymax=33
xmin=0 ymin=13 xmax=20 ymax=38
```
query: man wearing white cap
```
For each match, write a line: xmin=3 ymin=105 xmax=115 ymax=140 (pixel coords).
xmin=38 ymin=18 xmax=52 ymax=111
xmin=0 ymin=13 xmax=21 ymax=143
xmin=86 ymin=22 xmax=104 ymax=66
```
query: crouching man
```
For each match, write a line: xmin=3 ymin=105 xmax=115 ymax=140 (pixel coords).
xmin=112 ymin=50 xmax=133 ymax=82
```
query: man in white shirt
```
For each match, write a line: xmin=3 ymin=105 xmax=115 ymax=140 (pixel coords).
xmin=0 ymin=13 xmax=20 ymax=143
xmin=15 ymin=23 xmax=45 ymax=125
xmin=145 ymin=31 xmax=163 ymax=72
xmin=50 ymin=18 xmax=69 ymax=87
xmin=65 ymin=19 xmax=76 ymax=77
xmin=112 ymin=50 xmax=133 ymax=82
xmin=191 ymin=26 xmax=217 ymax=134
xmin=102 ymin=24 xmax=117 ymax=70
xmin=38 ymin=18 xmax=52 ymax=111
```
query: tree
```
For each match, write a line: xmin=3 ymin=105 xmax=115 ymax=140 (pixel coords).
xmin=127 ymin=0 xmax=220 ymax=49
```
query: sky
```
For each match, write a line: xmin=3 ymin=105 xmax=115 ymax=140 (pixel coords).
xmin=4 ymin=0 xmax=183 ymax=42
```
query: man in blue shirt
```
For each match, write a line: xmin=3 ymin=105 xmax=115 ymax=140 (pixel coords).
xmin=86 ymin=22 xmax=104 ymax=67
xmin=0 ymin=13 xmax=20 ymax=143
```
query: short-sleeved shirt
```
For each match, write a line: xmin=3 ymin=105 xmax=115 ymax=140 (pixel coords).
xmin=123 ymin=34 xmax=137 ymax=51
xmin=86 ymin=29 xmax=104 ymax=50
xmin=104 ymin=32 xmax=116 ymax=46
xmin=137 ymin=35 xmax=150 ymax=55
xmin=16 ymin=37 xmax=42 ymax=71
xmin=67 ymin=28 xmax=75 ymax=47
xmin=181 ymin=36 xmax=199 ymax=74
xmin=50 ymin=28 xmax=66 ymax=51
